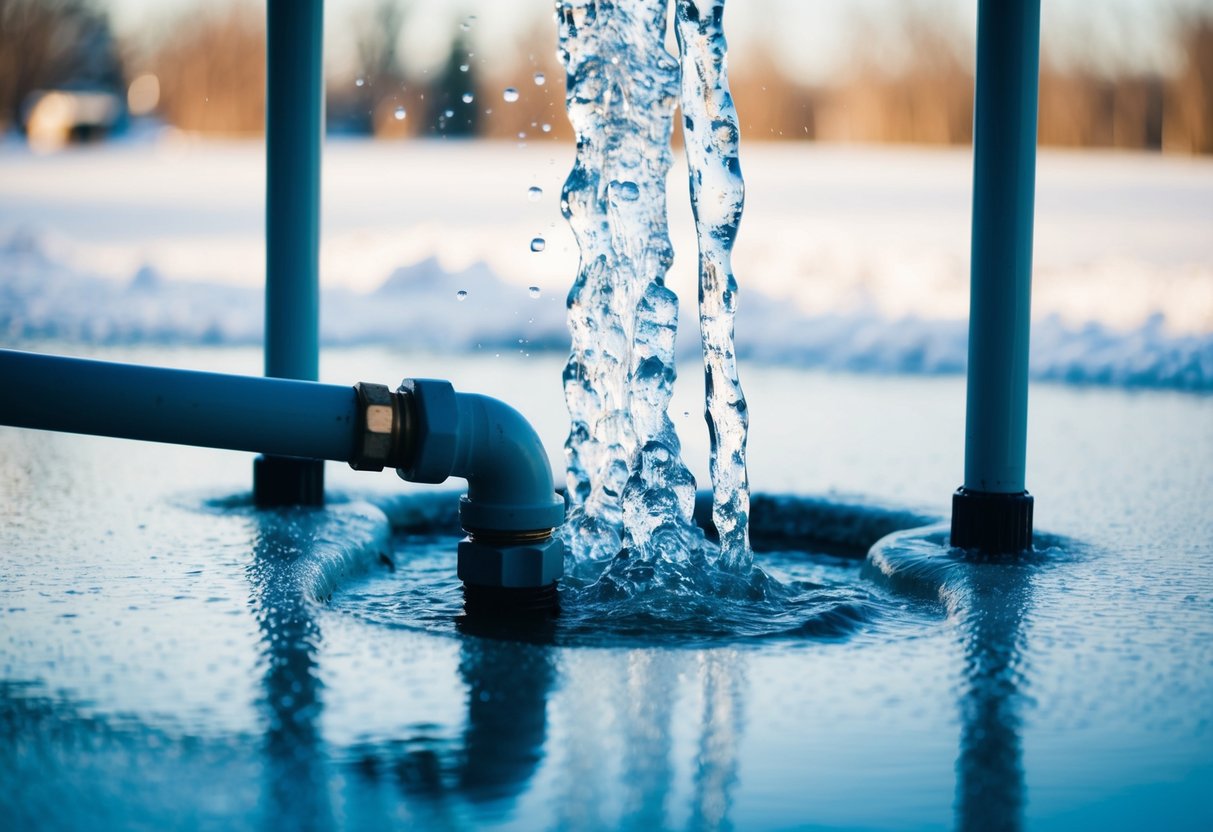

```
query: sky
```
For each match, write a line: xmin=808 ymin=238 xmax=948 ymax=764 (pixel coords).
xmin=103 ymin=0 xmax=1213 ymax=82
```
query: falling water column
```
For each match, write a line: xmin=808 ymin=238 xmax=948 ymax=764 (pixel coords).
xmin=950 ymin=0 xmax=1040 ymax=554
xmin=254 ymin=0 xmax=326 ymax=507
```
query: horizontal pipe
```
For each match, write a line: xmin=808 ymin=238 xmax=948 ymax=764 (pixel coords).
xmin=0 ymin=349 xmax=357 ymax=462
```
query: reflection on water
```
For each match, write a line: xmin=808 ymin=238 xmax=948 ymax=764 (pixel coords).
xmin=621 ymin=651 xmax=681 ymax=827
xmin=952 ymin=560 xmax=1033 ymax=832
xmin=0 ymin=500 xmax=1063 ymax=831
xmin=457 ymin=634 xmax=556 ymax=804
xmin=248 ymin=512 xmax=334 ymax=832
xmin=548 ymin=647 xmax=748 ymax=831
xmin=692 ymin=651 xmax=746 ymax=831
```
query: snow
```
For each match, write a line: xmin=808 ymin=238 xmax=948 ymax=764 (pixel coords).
xmin=1 ymin=136 xmax=1211 ymax=389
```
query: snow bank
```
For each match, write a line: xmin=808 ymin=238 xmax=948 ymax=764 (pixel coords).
xmin=3 ymin=228 xmax=1209 ymax=391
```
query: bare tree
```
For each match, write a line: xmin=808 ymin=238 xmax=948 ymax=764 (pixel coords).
xmin=1164 ymin=13 xmax=1213 ymax=153
xmin=349 ymin=0 xmax=409 ymax=135
xmin=149 ymin=2 xmax=266 ymax=135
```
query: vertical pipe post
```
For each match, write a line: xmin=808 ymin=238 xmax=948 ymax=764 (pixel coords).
xmin=950 ymin=0 xmax=1040 ymax=554
xmin=254 ymin=0 xmax=326 ymax=507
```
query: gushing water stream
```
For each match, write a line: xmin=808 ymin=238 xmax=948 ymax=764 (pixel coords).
xmin=676 ymin=0 xmax=751 ymax=570
xmin=558 ymin=0 xmax=750 ymax=575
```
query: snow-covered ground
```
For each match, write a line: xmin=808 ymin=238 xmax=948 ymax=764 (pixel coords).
xmin=1 ymin=136 xmax=1211 ymax=388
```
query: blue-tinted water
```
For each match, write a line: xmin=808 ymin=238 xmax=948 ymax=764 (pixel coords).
xmin=2 ymin=346 xmax=1210 ymax=830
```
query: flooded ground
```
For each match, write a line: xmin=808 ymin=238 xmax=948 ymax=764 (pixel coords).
xmin=2 ymin=346 xmax=1210 ymax=830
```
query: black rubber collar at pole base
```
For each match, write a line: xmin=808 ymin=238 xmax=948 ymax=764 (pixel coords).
xmin=950 ymin=487 xmax=1033 ymax=556
xmin=253 ymin=454 xmax=325 ymax=507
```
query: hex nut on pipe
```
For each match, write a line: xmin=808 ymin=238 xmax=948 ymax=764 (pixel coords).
xmin=457 ymin=536 xmax=565 ymax=589
xmin=351 ymin=383 xmax=397 ymax=473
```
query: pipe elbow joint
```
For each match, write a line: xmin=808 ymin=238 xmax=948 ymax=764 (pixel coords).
xmin=395 ymin=379 xmax=565 ymax=536
xmin=395 ymin=379 xmax=565 ymax=592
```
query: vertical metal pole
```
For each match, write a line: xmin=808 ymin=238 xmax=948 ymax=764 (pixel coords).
xmin=254 ymin=0 xmax=326 ymax=507
xmin=950 ymin=0 xmax=1040 ymax=554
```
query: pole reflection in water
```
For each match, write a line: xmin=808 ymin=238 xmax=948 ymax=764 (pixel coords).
xmin=349 ymin=616 xmax=558 ymax=820
xmin=245 ymin=511 xmax=751 ymax=827
xmin=248 ymin=510 xmax=335 ymax=832
xmin=455 ymin=625 xmax=557 ymax=805
xmin=951 ymin=561 xmax=1033 ymax=832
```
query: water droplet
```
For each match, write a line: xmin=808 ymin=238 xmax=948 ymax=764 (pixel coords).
xmin=527 ymin=186 xmax=542 ymax=201
xmin=459 ymin=64 xmax=469 ymax=73
xmin=456 ymin=290 xmax=468 ymax=301
xmin=528 ymin=286 xmax=541 ymax=298
xmin=503 ymin=87 xmax=520 ymax=103
xmin=530 ymin=237 xmax=546 ymax=253
xmin=612 ymin=180 xmax=640 ymax=201
xmin=443 ymin=109 xmax=454 ymax=118
xmin=541 ymin=123 xmax=552 ymax=133
xmin=393 ymin=106 xmax=406 ymax=120
xmin=355 ymin=77 xmax=365 ymax=87
xmin=533 ymin=72 xmax=546 ymax=86
xmin=461 ymin=92 xmax=474 ymax=104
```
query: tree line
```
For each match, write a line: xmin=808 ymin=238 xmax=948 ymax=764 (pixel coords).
xmin=1 ymin=0 xmax=1209 ymax=154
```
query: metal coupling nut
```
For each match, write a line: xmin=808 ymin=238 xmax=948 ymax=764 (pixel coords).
xmin=457 ymin=533 xmax=565 ymax=589
xmin=349 ymin=382 xmax=410 ymax=471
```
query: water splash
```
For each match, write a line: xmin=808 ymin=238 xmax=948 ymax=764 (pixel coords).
xmin=557 ymin=0 xmax=756 ymax=586
xmin=557 ymin=0 xmax=704 ymax=568
xmin=675 ymin=0 xmax=751 ymax=570
xmin=557 ymin=0 xmax=684 ymax=562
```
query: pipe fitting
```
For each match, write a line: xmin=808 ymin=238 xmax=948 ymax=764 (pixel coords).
xmin=0 ymin=349 xmax=566 ymax=596
xmin=391 ymin=380 xmax=565 ymax=533
xmin=393 ymin=379 xmax=566 ymax=591
xmin=457 ymin=534 xmax=564 ymax=589
xmin=349 ymin=382 xmax=411 ymax=471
